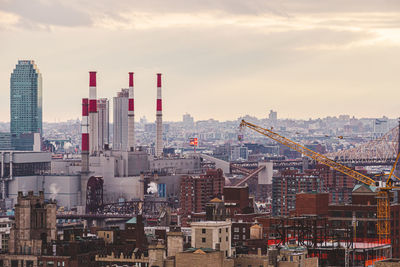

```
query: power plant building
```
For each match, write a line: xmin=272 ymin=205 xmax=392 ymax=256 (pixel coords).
xmin=97 ymin=98 xmax=109 ymax=150
xmin=113 ymin=89 xmax=129 ymax=150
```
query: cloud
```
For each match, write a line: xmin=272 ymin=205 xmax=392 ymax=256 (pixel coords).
xmin=1 ymin=0 xmax=400 ymax=122
xmin=0 ymin=0 xmax=92 ymax=28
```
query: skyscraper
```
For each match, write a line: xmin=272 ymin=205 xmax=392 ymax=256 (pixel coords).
xmin=10 ymin=60 xmax=42 ymax=150
xmin=113 ymin=89 xmax=129 ymax=150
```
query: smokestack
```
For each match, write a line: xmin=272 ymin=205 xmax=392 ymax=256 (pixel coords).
xmin=81 ymin=98 xmax=89 ymax=173
xmin=155 ymin=73 xmax=163 ymax=157
xmin=127 ymin=72 xmax=135 ymax=151
xmin=89 ymin=71 xmax=98 ymax=154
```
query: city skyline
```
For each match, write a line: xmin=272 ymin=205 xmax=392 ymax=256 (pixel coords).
xmin=1 ymin=1 xmax=400 ymax=122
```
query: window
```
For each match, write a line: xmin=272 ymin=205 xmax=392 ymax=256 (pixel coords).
xmin=226 ymin=236 xmax=228 ymax=241
xmin=202 ymin=237 xmax=206 ymax=243
xmin=226 ymin=228 xmax=228 ymax=233
xmin=234 ymin=227 xmax=239 ymax=233
xmin=202 ymin=228 xmax=206 ymax=234
xmin=219 ymin=229 xmax=221 ymax=234
xmin=219 ymin=237 xmax=221 ymax=243
xmin=243 ymin=228 xmax=246 ymax=233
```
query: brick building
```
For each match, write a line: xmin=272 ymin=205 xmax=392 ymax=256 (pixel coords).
xmin=179 ymin=169 xmax=225 ymax=226
xmin=223 ymin=186 xmax=254 ymax=217
xmin=272 ymin=169 xmax=323 ymax=216
xmin=317 ymin=165 xmax=356 ymax=204
xmin=0 ymin=191 xmax=105 ymax=267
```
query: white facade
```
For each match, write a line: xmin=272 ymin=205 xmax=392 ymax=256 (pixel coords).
xmin=191 ymin=221 xmax=232 ymax=257
xmin=97 ymin=98 xmax=110 ymax=150
xmin=7 ymin=175 xmax=80 ymax=209
xmin=113 ymin=89 xmax=129 ymax=151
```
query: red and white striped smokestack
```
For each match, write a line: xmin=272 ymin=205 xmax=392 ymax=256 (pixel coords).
xmin=81 ymin=98 xmax=89 ymax=173
xmin=89 ymin=71 xmax=99 ymax=154
xmin=155 ymin=73 xmax=163 ymax=157
xmin=127 ymin=72 xmax=135 ymax=151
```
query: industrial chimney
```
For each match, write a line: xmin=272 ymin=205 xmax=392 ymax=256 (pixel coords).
xmin=127 ymin=72 xmax=135 ymax=151
xmin=155 ymin=73 xmax=163 ymax=157
xmin=89 ymin=71 xmax=98 ymax=154
xmin=81 ymin=98 xmax=89 ymax=173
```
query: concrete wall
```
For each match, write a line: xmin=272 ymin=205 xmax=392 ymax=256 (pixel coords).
xmin=258 ymin=162 xmax=273 ymax=184
xmin=1 ymin=151 xmax=51 ymax=163
xmin=157 ymin=175 xmax=181 ymax=198
xmin=150 ymin=157 xmax=201 ymax=173
xmin=8 ymin=175 xmax=79 ymax=209
xmin=103 ymin=176 xmax=142 ymax=203
xmin=128 ymin=151 xmax=149 ymax=176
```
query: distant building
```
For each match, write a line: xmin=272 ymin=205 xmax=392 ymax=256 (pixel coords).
xmin=373 ymin=118 xmax=389 ymax=139
xmin=183 ymin=113 xmax=194 ymax=127
xmin=97 ymin=98 xmax=109 ymax=150
xmin=10 ymin=60 xmax=42 ymax=150
xmin=268 ymin=110 xmax=277 ymax=121
xmin=231 ymin=146 xmax=248 ymax=161
xmin=145 ymin=123 xmax=156 ymax=133
xmin=113 ymin=89 xmax=129 ymax=150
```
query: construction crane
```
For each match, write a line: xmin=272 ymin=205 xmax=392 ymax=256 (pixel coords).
xmin=240 ymin=119 xmax=400 ymax=243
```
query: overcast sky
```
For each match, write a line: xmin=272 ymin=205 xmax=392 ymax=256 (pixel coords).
xmin=1 ymin=0 xmax=400 ymax=122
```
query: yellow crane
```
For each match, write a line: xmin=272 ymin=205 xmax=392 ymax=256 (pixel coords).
xmin=240 ymin=119 xmax=400 ymax=243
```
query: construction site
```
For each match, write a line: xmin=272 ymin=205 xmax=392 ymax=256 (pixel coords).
xmin=231 ymin=120 xmax=400 ymax=266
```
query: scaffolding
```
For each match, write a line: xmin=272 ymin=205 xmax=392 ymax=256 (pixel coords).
xmin=268 ymin=215 xmax=392 ymax=266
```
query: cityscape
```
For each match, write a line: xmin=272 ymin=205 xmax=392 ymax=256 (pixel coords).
xmin=1 ymin=1 xmax=400 ymax=267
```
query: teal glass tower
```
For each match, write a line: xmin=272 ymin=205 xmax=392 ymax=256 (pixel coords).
xmin=10 ymin=60 xmax=42 ymax=149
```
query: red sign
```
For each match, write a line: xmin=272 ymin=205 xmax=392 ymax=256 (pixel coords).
xmin=190 ymin=138 xmax=198 ymax=146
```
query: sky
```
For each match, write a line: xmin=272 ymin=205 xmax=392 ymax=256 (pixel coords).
xmin=1 ymin=0 xmax=400 ymax=122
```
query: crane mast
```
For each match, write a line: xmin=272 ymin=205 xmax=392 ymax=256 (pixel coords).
xmin=240 ymin=119 xmax=393 ymax=243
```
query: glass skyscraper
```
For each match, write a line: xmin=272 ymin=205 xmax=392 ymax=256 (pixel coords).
xmin=10 ymin=60 xmax=42 ymax=150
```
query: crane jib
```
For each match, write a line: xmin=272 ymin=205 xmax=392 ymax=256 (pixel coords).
xmin=240 ymin=120 xmax=376 ymax=186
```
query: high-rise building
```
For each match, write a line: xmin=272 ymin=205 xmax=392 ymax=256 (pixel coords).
xmin=179 ymin=169 xmax=225 ymax=226
xmin=10 ymin=60 xmax=42 ymax=150
xmin=272 ymin=169 xmax=323 ymax=216
xmin=97 ymin=98 xmax=109 ymax=150
xmin=113 ymin=89 xmax=129 ymax=150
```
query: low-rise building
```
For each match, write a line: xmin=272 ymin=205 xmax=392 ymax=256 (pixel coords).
xmin=0 ymin=218 xmax=12 ymax=252
xmin=191 ymin=220 xmax=232 ymax=257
